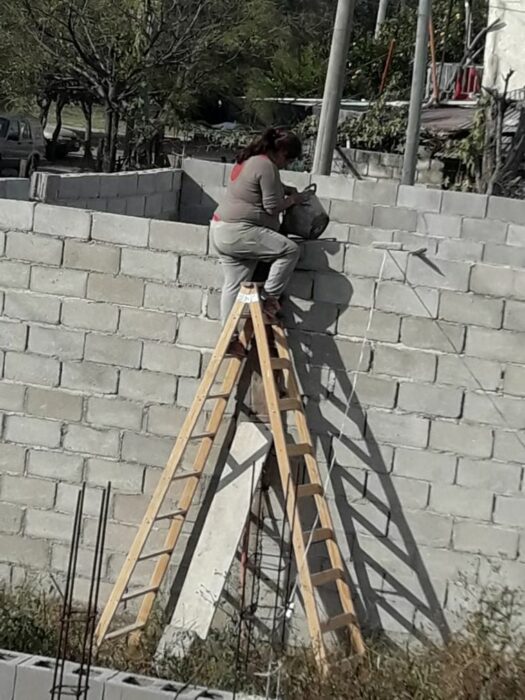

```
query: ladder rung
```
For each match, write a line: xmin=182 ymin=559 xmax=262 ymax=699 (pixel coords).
xmin=104 ymin=622 xmax=145 ymax=641
xmin=121 ymin=585 xmax=159 ymax=603
xmin=321 ymin=612 xmax=357 ymax=634
xmin=171 ymin=471 xmax=201 ymax=481
xmin=208 ymin=391 xmax=230 ymax=400
xmin=296 ymin=483 xmax=324 ymax=498
xmin=278 ymin=397 xmax=303 ymax=411
xmin=303 ymin=527 xmax=334 ymax=544
xmin=287 ymin=442 xmax=313 ymax=458
xmin=138 ymin=547 xmax=173 ymax=562
xmin=188 ymin=432 xmax=215 ymax=440
xmin=311 ymin=568 xmax=344 ymax=587
xmin=270 ymin=358 xmax=291 ymax=370
xmin=155 ymin=508 xmax=186 ymax=521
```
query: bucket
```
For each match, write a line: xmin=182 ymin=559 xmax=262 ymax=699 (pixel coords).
xmin=280 ymin=184 xmax=330 ymax=240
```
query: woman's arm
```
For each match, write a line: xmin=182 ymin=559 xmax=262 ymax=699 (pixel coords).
xmin=259 ymin=160 xmax=304 ymax=214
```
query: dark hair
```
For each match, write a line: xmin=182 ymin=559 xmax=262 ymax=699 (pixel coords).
xmin=237 ymin=127 xmax=302 ymax=164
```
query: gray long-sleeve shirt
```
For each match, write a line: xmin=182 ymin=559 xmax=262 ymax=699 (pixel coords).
xmin=214 ymin=155 xmax=284 ymax=231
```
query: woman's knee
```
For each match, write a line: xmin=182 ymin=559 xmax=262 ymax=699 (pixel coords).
xmin=283 ymin=238 xmax=300 ymax=260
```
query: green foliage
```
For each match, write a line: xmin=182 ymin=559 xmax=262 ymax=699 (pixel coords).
xmin=339 ymin=96 xmax=410 ymax=152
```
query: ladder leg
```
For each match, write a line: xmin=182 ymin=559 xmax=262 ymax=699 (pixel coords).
xmin=95 ymin=297 xmax=248 ymax=646
xmin=249 ymin=296 xmax=327 ymax=668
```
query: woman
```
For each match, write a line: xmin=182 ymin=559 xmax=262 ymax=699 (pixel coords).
xmin=210 ymin=128 xmax=306 ymax=357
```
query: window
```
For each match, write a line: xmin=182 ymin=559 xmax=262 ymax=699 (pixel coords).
xmin=0 ymin=118 xmax=8 ymax=138
xmin=7 ymin=120 xmax=20 ymax=140
xmin=21 ymin=121 xmax=32 ymax=140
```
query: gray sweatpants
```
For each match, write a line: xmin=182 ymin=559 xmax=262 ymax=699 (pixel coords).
xmin=210 ymin=220 xmax=300 ymax=324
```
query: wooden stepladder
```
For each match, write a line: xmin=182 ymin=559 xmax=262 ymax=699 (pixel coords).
xmin=95 ymin=283 xmax=365 ymax=666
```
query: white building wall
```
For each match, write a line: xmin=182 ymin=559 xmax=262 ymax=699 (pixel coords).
xmin=484 ymin=0 xmax=525 ymax=93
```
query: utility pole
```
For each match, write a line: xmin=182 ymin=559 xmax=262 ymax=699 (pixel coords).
xmin=375 ymin=0 xmax=389 ymax=38
xmin=401 ymin=0 xmax=432 ymax=185
xmin=312 ymin=0 xmax=356 ymax=175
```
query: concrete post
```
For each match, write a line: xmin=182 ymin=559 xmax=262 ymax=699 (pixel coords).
xmin=375 ymin=0 xmax=389 ymax=38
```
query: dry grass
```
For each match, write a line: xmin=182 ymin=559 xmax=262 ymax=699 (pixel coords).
xmin=1 ymin=582 xmax=525 ymax=698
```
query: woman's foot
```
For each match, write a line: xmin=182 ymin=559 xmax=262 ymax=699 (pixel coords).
xmin=262 ymin=295 xmax=281 ymax=324
xmin=227 ymin=338 xmax=247 ymax=359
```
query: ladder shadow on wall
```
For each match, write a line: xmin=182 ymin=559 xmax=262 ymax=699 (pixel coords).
xmin=284 ymin=254 xmax=451 ymax=646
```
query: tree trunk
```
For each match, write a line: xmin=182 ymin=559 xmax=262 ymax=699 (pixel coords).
xmin=109 ymin=110 xmax=120 ymax=172
xmin=48 ymin=95 xmax=66 ymax=161
xmin=81 ymin=99 xmax=94 ymax=164
xmin=38 ymin=97 xmax=51 ymax=129
xmin=102 ymin=106 xmax=113 ymax=173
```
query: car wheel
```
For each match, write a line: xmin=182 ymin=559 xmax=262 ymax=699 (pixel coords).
xmin=24 ymin=156 xmax=39 ymax=178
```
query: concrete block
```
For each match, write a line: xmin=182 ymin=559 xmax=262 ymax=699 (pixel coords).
xmin=183 ymin=158 xmax=226 ymax=187
xmin=393 ymin=446 xmax=456 ymax=483
xmin=178 ymin=256 xmax=221 ymax=288
xmin=392 ymin=509 xmax=452 ymax=548
xmin=401 ymin=317 xmax=465 ymax=352
xmin=0 ymin=502 xmax=24 ymax=533
xmin=438 ymin=238 xmax=483 ymax=262
xmin=119 ymin=308 xmax=177 ymax=341
xmin=493 ymin=495 xmax=525 ymax=527
xmin=397 ymin=184 xmax=442 ymax=212
xmin=441 ymin=190 xmax=488 ymax=218
xmin=0 ymin=199 xmax=34 ymax=230
xmin=367 ymin=473 xmax=430 ymax=510
xmin=34 ymin=203 xmax=91 ymax=239
xmin=464 ymin=391 xmax=525 ymax=429
xmin=372 ymin=344 xmax=436 ymax=381
xmin=311 ymin=173 xmax=355 ymax=199
xmin=126 ymin=195 xmax=146 ymax=217
xmin=28 ymin=449 xmax=83 ymax=481
xmin=429 ymin=420 xmax=493 ymax=457
xmin=0 ymin=533 xmax=49 ymax=567
xmin=4 ymin=351 xmax=59 ymax=386
xmin=121 ymin=431 xmax=173 ymax=467
xmin=6 ymin=230 xmax=62 ymax=264
xmin=87 ymin=272 xmax=144 ymax=306
xmin=348 ymin=225 xmax=394 ymax=246
xmin=87 ymin=396 xmax=142 ymax=430
xmin=85 ymin=333 xmax=142 ymax=368
xmin=457 ymin=457 xmax=521 ymax=493
xmin=121 ymin=248 xmax=178 ymax=282
xmin=406 ymin=255 xmax=471 ymax=292
xmin=436 ymin=354 xmax=502 ymax=391
xmin=309 ymin=333 xmax=372 ymax=371
xmin=149 ymin=220 xmax=208 ymax=255
xmin=317 ymin=221 xmax=350 ymax=242
xmin=354 ymin=179 xmax=398 ymax=205
xmin=64 ymin=239 xmax=120 ymax=273
xmin=30 ymin=266 xmax=87 ymax=297
xmin=144 ymin=192 xmax=164 ymax=217
xmin=366 ymin=409 xmax=429 ymax=447
xmin=119 ymin=368 xmax=177 ymax=404
xmin=493 ymin=429 xmax=525 ymax=463
xmin=465 ymin=327 xmax=525 ymax=363
xmin=178 ymin=317 xmax=221 ymax=348
xmin=453 ymin=522 xmax=518 ymax=559
xmin=5 ymin=414 xmax=61 ymax=448
xmin=487 ymin=195 xmax=525 ymax=225
xmin=0 ymin=318 xmax=27 ymax=350
xmin=329 ymin=200 xmax=372 ymax=226
xmin=142 ymin=342 xmax=201 ymax=377
xmin=0 ymin=649 xmax=31 ymax=699
xmin=470 ymin=263 xmax=515 ymax=298
xmin=483 ymin=242 xmax=525 ymax=268
xmin=504 ymin=364 xmax=525 ymax=396
xmin=376 ymin=281 xmax=438 ymax=318
xmin=330 ymin=371 xmax=397 ymax=409
xmin=0 ymin=260 xmax=31 ymax=288
xmin=144 ymin=283 xmax=202 ymax=314
xmin=28 ymin=325 xmax=85 ymax=360
xmin=55 ymin=483 xmax=106 ymax=516
xmin=504 ymin=300 xmax=525 ymax=331
xmin=86 ymin=457 xmax=144 ymax=492
xmin=394 ymin=229 xmax=439 ymax=255
xmin=62 ymin=298 xmax=119 ymax=332
xmin=397 ymin=381 xmax=463 ymax=418
xmin=0 ymin=443 xmax=24 ymax=475
xmin=5 ymin=290 xmax=60 ymax=324
xmin=116 ymin=172 xmax=138 ymax=197
xmin=416 ymin=212 xmax=461 ymax=238
xmin=430 ymin=483 xmax=493 ymax=520
xmin=92 ymin=212 xmax=149 ymax=247
xmin=297 ymin=240 xmax=345 ymax=272
xmin=15 ymin=656 xmax=115 ymax=700
xmin=64 ymin=424 xmax=120 ymax=457
xmin=26 ymin=386 xmax=83 ymax=421
xmin=61 ymin=360 xmax=118 ymax=394
xmin=146 ymin=405 xmax=188 ymax=437
xmin=338 ymin=307 xmax=400 ymax=342
xmin=281 ymin=169 xmax=312 ymax=191
xmin=507 ymin=223 xmax=525 ymax=246
xmin=0 ymin=382 xmax=25 ymax=411
xmin=283 ymin=297 xmax=338 ymax=333
xmin=2 ymin=474 xmax=55 ymax=508
xmin=311 ymin=274 xmax=353 ymax=309
xmin=372 ymin=205 xmax=417 ymax=231
xmin=439 ymin=290 xmax=503 ymax=328
xmin=344 ymin=246 xmax=407 ymax=281
xmin=461 ymin=217 xmax=507 ymax=244
xmin=286 ymin=271 xmax=314 ymax=300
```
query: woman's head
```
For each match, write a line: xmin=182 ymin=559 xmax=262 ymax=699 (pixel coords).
xmin=237 ymin=128 xmax=302 ymax=167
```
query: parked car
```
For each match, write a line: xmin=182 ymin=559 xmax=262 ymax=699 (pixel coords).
xmin=44 ymin=124 xmax=81 ymax=159
xmin=0 ymin=114 xmax=45 ymax=177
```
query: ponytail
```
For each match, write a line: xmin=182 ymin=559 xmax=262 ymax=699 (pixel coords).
xmin=237 ymin=127 xmax=302 ymax=164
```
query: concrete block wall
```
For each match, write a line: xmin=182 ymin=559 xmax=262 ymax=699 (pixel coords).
xmin=332 ymin=147 xmax=444 ymax=186
xmin=30 ymin=169 xmax=182 ymax=221
xmin=0 ymin=169 xmax=525 ymax=644
xmin=0 ymin=179 xmax=30 ymax=202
